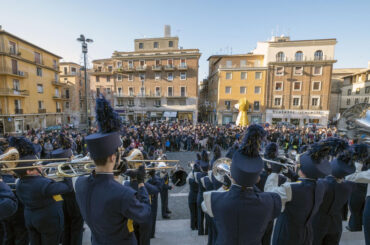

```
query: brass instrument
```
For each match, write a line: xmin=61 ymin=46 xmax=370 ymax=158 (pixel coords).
xmin=0 ymin=147 xmax=20 ymax=175
xmin=261 ymin=157 xmax=299 ymax=171
xmin=212 ymin=157 xmax=232 ymax=183
xmin=0 ymin=148 xmax=186 ymax=186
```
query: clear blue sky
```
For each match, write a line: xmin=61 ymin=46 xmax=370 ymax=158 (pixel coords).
xmin=1 ymin=0 xmax=369 ymax=79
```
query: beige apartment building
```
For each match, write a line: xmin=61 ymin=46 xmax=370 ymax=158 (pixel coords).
xmin=340 ymin=64 xmax=370 ymax=112
xmin=330 ymin=68 xmax=364 ymax=120
xmin=59 ymin=62 xmax=93 ymax=127
xmin=0 ymin=28 xmax=63 ymax=134
xmin=253 ymin=36 xmax=337 ymax=126
xmin=207 ymin=54 xmax=267 ymax=124
xmin=90 ymin=28 xmax=201 ymax=124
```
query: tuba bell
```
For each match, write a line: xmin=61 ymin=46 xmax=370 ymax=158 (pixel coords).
xmin=0 ymin=147 xmax=20 ymax=175
xmin=124 ymin=149 xmax=144 ymax=169
xmin=212 ymin=157 xmax=232 ymax=183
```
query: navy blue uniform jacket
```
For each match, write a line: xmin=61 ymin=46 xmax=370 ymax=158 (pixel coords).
xmin=0 ymin=181 xmax=18 ymax=220
xmin=75 ymin=173 xmax=151 ymax=245
xmin=207 ymin=185 xmax=281 ymax=245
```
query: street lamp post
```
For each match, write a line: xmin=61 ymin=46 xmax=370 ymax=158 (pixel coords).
xmin=77 ymin=34 xmax=93 ymax=129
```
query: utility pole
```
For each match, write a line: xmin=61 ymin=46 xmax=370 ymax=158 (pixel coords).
xmin=77 ymin=34 xmax=93 ymax=129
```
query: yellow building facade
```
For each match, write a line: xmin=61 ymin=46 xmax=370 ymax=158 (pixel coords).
xmin=207 ymin=54 xmax=267 ymax=124
xmin=0 ymin=28 xmax=63 ymax=134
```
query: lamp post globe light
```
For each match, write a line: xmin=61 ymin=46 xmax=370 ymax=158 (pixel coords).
xmin=77 ymin=35 xmax=93 ymax=128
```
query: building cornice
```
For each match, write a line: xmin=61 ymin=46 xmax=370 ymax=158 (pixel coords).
xmin=342 ymin=68 xmax=370 ymax=78
xmin=207 ymin=54 xmax=264 ymax=61
xmin=268 ymin=60 xmax=337 ymax=65
xmin=0 ymin=30 xmax=62 ymax=59
xmin=218 ymin=67 xmax=267 ymax=71
xmin=134 ymin=36 xmax=179 ymax=42
xmin=268 ymin=39 xmax=337 ymax=47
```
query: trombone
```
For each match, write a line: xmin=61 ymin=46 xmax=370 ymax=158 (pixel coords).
xmin=261 ymin=156 xmax=299 ymax=171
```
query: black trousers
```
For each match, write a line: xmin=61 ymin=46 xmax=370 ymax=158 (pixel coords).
xmin=1 ymin=219 xmax=29 ymax=245
xmin=188 ymin=201 xmax=198 ymax=230
xmin=348 ymin=184 xmax=367 ymax=231
xmin=134 ymin=222 xmax=151 ymax=245
xmin=160 ymin=189 xmax=169 ymax=217
xmin=25 ymin=211 xmax=63 ymax=245
xmin=62 ymin=194 xmax=84 ymax=245
xmin=262 ymin=220 xmax=274 ymax=245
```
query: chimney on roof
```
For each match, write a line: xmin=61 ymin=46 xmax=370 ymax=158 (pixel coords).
xmin=164 ymin=25 xmax=171 ymax=37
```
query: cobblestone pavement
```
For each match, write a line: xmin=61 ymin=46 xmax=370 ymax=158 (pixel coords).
xmin=82 ymin=151 xmax=366 ymax=245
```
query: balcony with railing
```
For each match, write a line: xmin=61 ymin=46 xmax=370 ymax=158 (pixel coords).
xmin=0 ymin=67 xmax=28 ymax=78
xmin=38 ymin=109 xmax=46 ymax=113
xmin=51 ymin=80 xmax=66 ymax=86
xmin=136 ymin=65 xmax=147 ymax=71
xmin=136 ymin=91 xmax=162 ymax=98
xmin=123 ymin=66 xmax=135 ymax=72
xmin=164 ymin=64 xmax=175 ymax=71
xmin=166 ymin=93 xmax=186 ymax=98
xmin=0 ymin=88 xmax=29 ymax=97
xmin=218 ymin=64 xmax=264 ymax=69
xmin=8 ymin=48 xmax=21 ymax=57
xmin=61 ymin=71 xmax=80 ymax=76
xmin=114 ymin=92 xmax=135 ymax=98
xmin=91 ymin=68 xmax=112 ymax=75
xmin=152 ymin=65 xmax=162 ymax=71
xmin=14 ymin=109 xmax=23 ymax=114
xmin=56 ymin=108 xmax=62 ymax=113
xmin=178 ymin=64 xmax=188 ymax=70
xmin=53 ymin=94 xmax=68 ymax=100
xmin=271 ymin=55 xmax=335 ymax=64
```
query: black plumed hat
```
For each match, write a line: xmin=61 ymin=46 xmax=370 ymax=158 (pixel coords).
xmin=85 ymin=96 xmax=122 ymax=160
xmin=299 ymin=138 xmax=337 ymax=179
xmin=231 ymin=124 xmax=266 ymax=187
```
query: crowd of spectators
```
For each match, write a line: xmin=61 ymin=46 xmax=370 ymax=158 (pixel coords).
xmin=0 ymin=122 xmax=341 ymax=157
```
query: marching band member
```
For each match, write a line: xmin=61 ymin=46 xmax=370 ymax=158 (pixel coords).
xmin=209 ymin=144 xmax=221 ymax=169
xmin=0 ymin=171 xmax=28 ymax=245
xmin=258 ymin=142 xmax=294 ymax=245
xmin=14 ymin=137 xmax=73 ymax=245
xmin=124 ymin=169 xmax=160 ymax=245
xmin=200 ymin=145 xmax=223 ymax=245
xmin=0 ymin=177 xmax=17 ymax=220
xmin=50 ymin=134 xmax=83 ymax=245
xmin=345 ymin=145 xmax=370 ymax=245
xmin=265 ymin=139 xmax=333 ymax=245
xmin=225 ymin=142 xmax=239 ymax=159
xmin=75 ymin=96 xmax=151 ymax=245
xmin=187 ymin=153 xmax=201 ymax=230
xmin=158 ymin=161 xmax=172 ymax=219
xmin=203 ymin=124 xmax=282 ymax=245
xmin=312 ymin=142 xmax=367 ymax=245
xmin=147 ymin=169 xmax=162 ymax=239
xmin=194 ymin=150 xmax=210 ymax=236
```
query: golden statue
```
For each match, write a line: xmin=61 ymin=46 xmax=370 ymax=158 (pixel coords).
xmin=235 ymin=98 xmax=249 ymax=127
